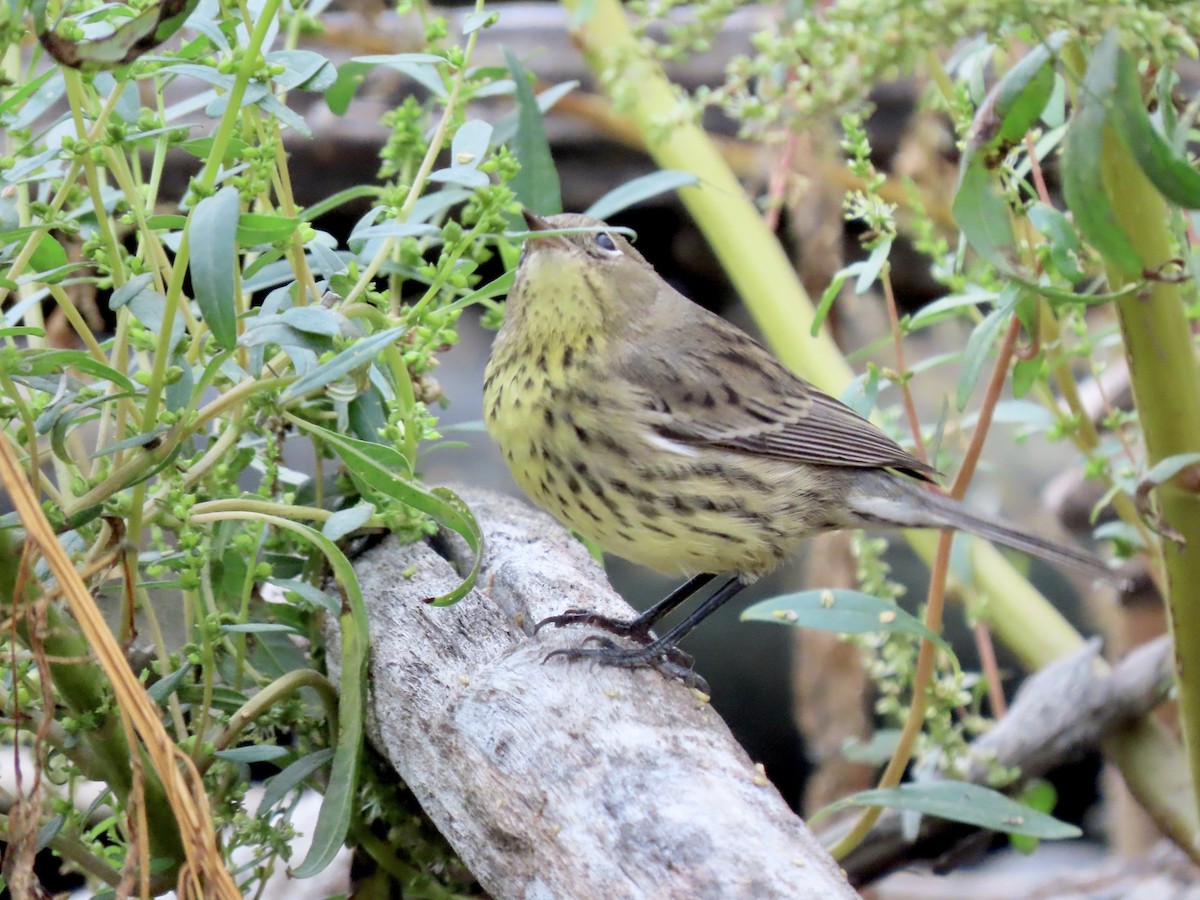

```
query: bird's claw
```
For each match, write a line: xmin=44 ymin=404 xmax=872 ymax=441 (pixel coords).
xmin=541 ymin=640 xmax=705 ymax=692
xmin=533 ymin=608 xmax=654 ymax=643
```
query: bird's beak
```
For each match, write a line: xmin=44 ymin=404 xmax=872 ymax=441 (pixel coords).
xmin=521 ymin=208 xmax=569 ymax=252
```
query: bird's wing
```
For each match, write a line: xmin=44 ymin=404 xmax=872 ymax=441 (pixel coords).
xmin=618 ymin=311 xmax=939 ymax=482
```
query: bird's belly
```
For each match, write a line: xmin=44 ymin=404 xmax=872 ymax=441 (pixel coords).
xmin=485 ymin=368 xmax=836 ymax=577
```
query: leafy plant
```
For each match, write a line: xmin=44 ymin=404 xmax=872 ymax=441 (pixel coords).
xmin=0 ymin=0 xmax=575 ymax=892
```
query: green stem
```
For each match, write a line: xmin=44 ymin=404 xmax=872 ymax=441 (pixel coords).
xmin=1099 ymin=124 xmax=1200 ymax=825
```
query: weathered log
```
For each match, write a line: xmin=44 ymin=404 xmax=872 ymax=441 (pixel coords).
xmin=327 ymin=486 xmax=857 ymax=898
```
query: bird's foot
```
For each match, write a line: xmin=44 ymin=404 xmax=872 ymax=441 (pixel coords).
xmin=533 ymin=608 xmax=654 ymax=643
xmin=542 ymin=636 xmax=707 ymax=693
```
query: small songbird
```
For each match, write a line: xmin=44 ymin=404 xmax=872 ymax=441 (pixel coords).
xmin=483 ymin=210 xmax=1115 ymax=680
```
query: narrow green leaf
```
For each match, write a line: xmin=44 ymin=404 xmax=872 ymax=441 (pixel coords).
xmin=741 ymin=589 xmax=949 ymax=652
xmin=1111 ymin=48 xmax=1200 ymax=209
xmin=1061 ymin=30 xmax=1144 ymax=277
xmin=819 ymin=782 xmax=1082 ymax=839
xmin=492 ymin=80 xmax=578 ymax=147
xmin=956 ymin=284 xmax=1018 ymax=410
xmin=505 ymin=48 xmax=562 ymax=216
xmin=325 ymin=61 xmax=373 ymax=116
xmin=445 ymin=270 xmax=514 ymax=312
xmin=18 ymin=349 xmax=136 ymax=393
xmin=28 ymin=233 xmax=68 ymax=278
xmin=207 ymin=513 xmax=367 ymax=879
xmin=220 ymin=623 xmax=299 ymax=634
xmin=258 ymin=748 xmax=336 ymax=817
xmin=287 ymin=417 xmax=483 ymax=606
xmin=279 ymin=307 xmax=347 ymax=337
xmin=952 ymin=157 xmax=1017 ymax=270
xmin=965 ymin=33 xmax=1066 ymax=162
xmin=322 ymin=503 xmax=375 ymax=541
xmin=908 ymin=289 xmax=999 ymax=330
xmin=215 ymin=745 xmax=291 ymax=763
xmin=268 ymin=578 xmax=340 ymax=616
xmin=1143 ymin=452 xmax=1200 ymax=487
xmin=279 ymin=325 xmax=405 ymax=402
xmin=190 ymin=187 xmax=241 ymax=351
xmin=585 ymin=170 xmax=699 ymax=220
xmin=810 ymin=264 xmax=859 ymax=337
xmin=451 ymin=120 xmax=493 ymax=168
xmin=267 ymin=49 xmax=336 ymax=92
xmin=147 ymin=662 xmax=193 ymax=703
xmin=1027 ymin=202 xmax=1084 ymax=283
xmin=237 ymin=212 xmax=300 ymax=246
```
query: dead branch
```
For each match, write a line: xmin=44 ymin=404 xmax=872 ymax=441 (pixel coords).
xmin=835 ymin=635 xmax=1173 ymax=885
xmin=328 ymin=487 xmax=858 ymax=898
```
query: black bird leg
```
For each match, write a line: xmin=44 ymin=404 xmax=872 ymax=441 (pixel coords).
xmin=543 ymin=575 xmax=748 ymax=691
xmin=534 ymin=572 xmax=719 ymax=643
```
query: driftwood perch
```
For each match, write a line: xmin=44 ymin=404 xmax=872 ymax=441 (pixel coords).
xmin=327 ymin=486 xmax=856 ymax=898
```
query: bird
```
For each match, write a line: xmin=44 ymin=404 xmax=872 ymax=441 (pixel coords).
xmin=482 ymin=209 xmax=1118 ymax=684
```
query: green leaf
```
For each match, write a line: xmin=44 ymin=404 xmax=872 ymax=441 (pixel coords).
xmin=1142 ymin=452 xmax=1200 ymax=487
xmin=268 ymin=578 xmax=340 ymax=615
xmin=325 ymin=61 xmax=372 ymax=116
xmin=287 ymin=417 xmax=483 ymax=607
xmin=818 ymin=782 xmax=1082 ymax=839
xmin=451 ymin=119 xmax=493 ymax=168
xmin=206 ymin=513 xmax=367 ymax=879
xmin=955 ymin=284 xmax=1018 ymax=411
xmin=505 ymin=48 xmax=562 ymax=216
xmin=964 ymin=33 xmax=1066 ymax=163
xmin=28 ymin=233 xmax=68 ymax=279
xmin=462 ymin=9 xmax=500 ymax=34
xmin=258 ymin=748 xmax=336 ymax=817
xmin=445 ymin=270 xmax=514 ymax=312
xmin=1011 ymin=779 xmax=1058 ymax=853
xmin=741 ymin=589 xmax=949 ymax=652
xmin=810 ymin=263 xmax=863 ymax=336
xmin=1110 ymin=48 xmax=1200 ymax=209
xmin=279 ymin=325 xmax=405 ymax=402
xmin=237 ymin=212 xmax=300 ymax=246
xmin=585 ymin=170 xmax=699 ymax=220
xmin=220 ymin=623 xmax=299 ymax=634
xmin=268 ymin=50 xmax=337 ymax=92
xmin=952 ymin=156 xmax=1017 ymax=270
xmin=491 ymin=80 xmax=578 ymax=147
xmin=1027 ymin=202 xmax=1084 ymax=283
xmin=147 ymin=662 xmax=193 ymax=704
xmin=189 ymin=187 xmax=240 ymax=351
xmin=279 ymin=307 xmax=347 ymax=337
xmin=1061 ymin=30 xmax=1144 ymax=278
xmin=17 ymin=349 xmax=136 ymax=393
xmin=322 ymin=503 xmax=375 ymax=541
xmin=214 ymin=745 xmax=291 ymax=763
xmin=841 ymin=730 xmax=901 ymax=765
xmin=907 ymin=289 xmax=999 ymax=330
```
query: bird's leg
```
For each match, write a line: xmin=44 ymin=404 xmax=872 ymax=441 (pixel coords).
xmin=543 ymin=576 xmax=748 ymax=690
xmin=533 ymin=572 xmax=718 ymax=643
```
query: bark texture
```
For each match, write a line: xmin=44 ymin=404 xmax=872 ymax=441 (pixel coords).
xmin=328 ymin=487 xmax=857 ymax=899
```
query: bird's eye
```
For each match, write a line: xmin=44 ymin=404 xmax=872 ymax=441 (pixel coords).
xmin=594 ymin=232 xmax=619 ymax=254
xmin=517 ymin=245 xmax=528 ymax=267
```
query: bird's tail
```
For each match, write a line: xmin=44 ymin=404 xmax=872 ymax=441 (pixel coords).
xmin=846 ymin=472 xmax=1122 ymax=585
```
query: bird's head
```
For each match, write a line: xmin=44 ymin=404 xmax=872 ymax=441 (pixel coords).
xmin=508 ymin=210 xmax=661 ymax=328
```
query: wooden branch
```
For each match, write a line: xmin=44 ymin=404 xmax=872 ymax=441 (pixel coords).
xmin=836 ymin=635 xmax=1174 ymax=885
xmin=328 ymin=487 xmax=857 ymax=898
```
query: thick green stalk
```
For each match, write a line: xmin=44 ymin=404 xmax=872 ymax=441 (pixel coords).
xmin=1099 ymin=125 xmax=1200 ymax=822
